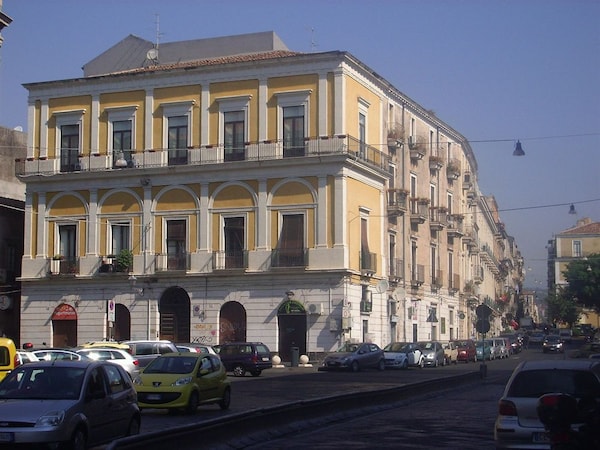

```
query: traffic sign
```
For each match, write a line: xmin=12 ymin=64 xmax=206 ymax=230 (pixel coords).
xmin=475 ymin=304 xmax=493 ymax=319
xmin=476 ymin=319 xmax=490 ymax=334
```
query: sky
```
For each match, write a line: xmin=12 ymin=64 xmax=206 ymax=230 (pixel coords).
xmin=0 ymin=0 xmax=598 ymax=290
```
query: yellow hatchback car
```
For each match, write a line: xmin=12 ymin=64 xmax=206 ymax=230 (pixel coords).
xmin=134 ymin=352 xmax=231 ymax=414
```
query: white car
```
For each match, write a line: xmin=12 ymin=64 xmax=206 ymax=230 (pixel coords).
xmin=16 ymin=351 xmax=40 ymax=365
xmin=31 ymin=349 xmax=85 ymax=361
xmin=76 ymin=348 xmax=140 ymax=378
xmin=175 ymin=343 xmax=217 ymax=355
xmin=383 ymin=342 xmax=424 ymax=368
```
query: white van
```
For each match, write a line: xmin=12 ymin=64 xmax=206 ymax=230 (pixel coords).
xmin=491 ymin=338 xmax=509 ymax=359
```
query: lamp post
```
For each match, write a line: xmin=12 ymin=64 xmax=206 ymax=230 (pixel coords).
xmin=129 ymin=274 xmax=150 ymax=340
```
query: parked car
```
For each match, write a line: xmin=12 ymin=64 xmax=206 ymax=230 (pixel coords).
xmin=216 ymin=342 xmax=272 ymax=377
xmin=175 ymin=343 xmax=217 ymax=355
xmin=475 ymin=339 xmax=494 ymax=361
xmin=16 ymin=351 xmax=39 ymax=365
xmin=81 ymin=341 xmax=131 ymax=351
xmin=494 ymin=359 xmax=600 ymax=449
xmin=0 ymin=359 xmax=140 ymax=449
xmin=0 ymin=337 xmax=18 ymax=381
xmin=528 ymin=331 xmax=546 ymax=345
xmin=571 ymin=342 xmax=600 ymax=359
xmin=443 ymin=341 xmax=458 ymax=364
xmin=419 ymin=341 xmax=446 ymax=367
xmin=493 ymin=337 xmax=510 ymax=359
xmin=76 ymin=347 xmax=140 ymax=377
xmin=134 ymin=352 xmax=231 ymax=413
xmin=542 ymin=334 xmax=565 ymax=353
xmin=31 ymin=348 xmax=87 ymax=361
xmin=453 ymin=339 xmax=477 ymax=363
xmin=121 ymin=340 xmax=178 ymax=368
xmin=319 ymin=342 xmax=385 ymax=372
xmin=383 ymin=342 xmax=424 ymax=368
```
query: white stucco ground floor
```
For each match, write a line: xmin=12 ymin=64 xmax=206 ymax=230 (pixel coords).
xmin=19 ymin=271 xmax=475 ymax=360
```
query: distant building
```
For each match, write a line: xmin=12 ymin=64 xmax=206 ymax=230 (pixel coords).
xmin=0 ymin=127 xmax=26 ymax=344
xmin=547 ymin=217 xmax=600 ymax=327
xmin=17 ymin=31 xmax=522 ymax=356
xmin=0 ymin=0 xmax=13 ymax=48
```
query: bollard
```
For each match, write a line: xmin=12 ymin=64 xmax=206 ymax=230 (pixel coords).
xmin=291 ymin=347 xmax=299 ymax=367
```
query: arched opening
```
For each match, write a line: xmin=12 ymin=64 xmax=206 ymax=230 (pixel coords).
xmin=113 ymin=304 xmax=130 ymax=341
xmin=159 ymin=287 xmax=191 ymax=342
xmin=277 ymin=300 xmax=307 ymax=361
xmin=51 ymin=303 xmax=77 ymax=347
xmin=219 ymin=301 xmax=246 ymax=343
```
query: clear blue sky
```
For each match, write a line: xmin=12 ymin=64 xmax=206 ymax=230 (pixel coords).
xmin=1 ymin=0 xmax=599 ymax=290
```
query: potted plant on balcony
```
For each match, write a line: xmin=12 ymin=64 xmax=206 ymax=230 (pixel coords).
xmin=115 ymin=249 xmax=133 ymax=273
xmin=387 ymin=124 xmax=404 ymax=149
xmin=429 ymin=155 xmax=444 ymax=170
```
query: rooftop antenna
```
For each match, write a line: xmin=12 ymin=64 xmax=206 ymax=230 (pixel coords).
xmin=145 ymin=13 xmax=161 ymax=65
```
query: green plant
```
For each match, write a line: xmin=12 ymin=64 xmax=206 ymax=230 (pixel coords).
xmin=115 ymin=249 xmax=133 ymax=272
xmin=53 ymin=254 xmax=63 ymax=260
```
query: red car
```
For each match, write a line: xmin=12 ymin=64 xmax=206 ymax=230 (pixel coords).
xmin=452 ymin=339 xmax=477 ymax=363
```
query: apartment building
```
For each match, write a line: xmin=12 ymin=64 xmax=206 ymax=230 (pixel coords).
xmin=547 ymin=217 xmax=600 ymax=328
xmin=17 ymin=31 xmax=521 ymax=357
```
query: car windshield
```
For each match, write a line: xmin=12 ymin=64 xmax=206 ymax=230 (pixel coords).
xmin=507 ymin=369 xmax=600 ymax=398
xmin=143 ymin=356 xmax=197 ymax=374
xmin=421 ymin=342 xmax=434 ymax=350
xmin=0 ymin=366 xmax=85 ymax=400
xmin=454 ymin=341 xmax=470 ymax=347
xmin=338 ymin=343 xmax=359 ymax=353
xmin=384 ymin=343 xmax=409 ymax=352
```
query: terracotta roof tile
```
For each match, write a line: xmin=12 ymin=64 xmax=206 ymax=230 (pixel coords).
xmin=562 ymin=221 xmax=600 ymax=234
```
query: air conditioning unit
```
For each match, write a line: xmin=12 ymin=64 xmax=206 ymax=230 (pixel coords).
xmin=308 ymin=303 xmax=323 ymax=315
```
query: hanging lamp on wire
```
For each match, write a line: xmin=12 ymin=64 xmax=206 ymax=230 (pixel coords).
xmin=568 ymin=204 xmax=577 ymax=215
xmin=513 ymin=140 xmax=525 ymax=156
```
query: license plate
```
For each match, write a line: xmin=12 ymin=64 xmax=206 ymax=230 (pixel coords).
xmin=0 ymin=432 xmax=13 ymax=442
xmin=262 ymin=357 xmax=269 ymax=361
xmin=146 ymin=394 xmax=161 ymax=401
xmin=532 ymin=432 xmax=550 ymax=443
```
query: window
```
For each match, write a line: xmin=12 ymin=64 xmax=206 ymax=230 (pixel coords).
xmin=361 ymin=286 xmax=372 ymax=313
xmin=166 ymin=219 xmax=186 ymax=270
xmin=58 ymin=224 xmax=77 ymax=274
xmin=112 ymin=120 xmax=132 ymax=167
xmin=275 ymin=213 xmax=305 ymax=267
xmin=572 ymin=240 xmax=582 ymax=257
xmin=360 ymin=216 xmax=375 ymax=271
xmin=224 ymin=216 xmax=245 ymax=268
xmin=431 ymin=246 xmax=438 ymax=286
xmin=283 ymin=106 xmax=305 ymax=157
xmin=168 ymin=116 xmax=188 ymax=165
xmin=224 ymin=111 xmax=245 ymax=161
xmin=60 ymin=124 xmax=80 ymax=172
xmin=410 ymin=175 xmax=418 ymax=213
xmin=358 ymin=112 xmax=366 ymax=157
xmin=111 ymin=222 xmax=130 ymax=255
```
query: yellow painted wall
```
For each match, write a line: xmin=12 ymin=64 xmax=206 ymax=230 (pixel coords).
xmin=47 ymin=96 xmax=92 ymax=157
xmin=98 ymin=191 xmax=142 ymax=255
xmin=98 ymin=91 xmax=146 ymax=154
xmin=266 ymin=74 xmax=319 ymax=141
xmin=209 ymin=80 xmax=259 ymax=143
xmin=152 ymin=85 xmax=202 ymax=148
xmin=153 ymin=187 xmax=198 ymax=253
xmin=47 ymin=193 xmax=87 ymax=256
xmin=344 ymin=77 xmax=382 ymax=146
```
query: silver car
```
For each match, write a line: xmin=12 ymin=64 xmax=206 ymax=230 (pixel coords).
xmin=0 ymin=360 xmax=140 ymax=449
xmin=495 ymin=359 xmax=600 ymax=449
xmin=76 ymin=347 xmax=140 ymax=378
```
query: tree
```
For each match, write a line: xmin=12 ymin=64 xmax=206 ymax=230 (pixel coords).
xmin=562 ymin=253 xmax=600 ymax=312
xmin=546 ymin=288 xmax=579 ymax=327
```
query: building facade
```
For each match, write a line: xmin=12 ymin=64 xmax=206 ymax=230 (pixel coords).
xmin=17 ymin=32 xmax=522 ymax=357
xmin=547 ymin=217 xmax=600 ymax=328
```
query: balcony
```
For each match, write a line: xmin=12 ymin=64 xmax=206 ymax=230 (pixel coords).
xmin=410 ymin=198 xmax=429 ymax=225
xmin=408 ymin=136 xmax=426 ymax=161
xmin=428 ymin=155 xmax=444 ymax=172
xmin=213 ymin=250 xmax=248 ymax=271
xmin=410 ymin=264 xmax=425 ymax=288
xmin=389 ymin=258 xmax=404 ymax=282
xmin=49 ymin=256 xmax=79 ymax=276
xmin=431 ymin=270 xmax=444 ymax=291
xmin=16 ymin=135 xmax=391 ymax=177
xmin=429 ymin=207 xmax=448 ymax=231
xmin=359 ymin=251 xmax=377 ymax=276
xmin=446 ymin=214 xmax=464 ymax=238
xmin=446 ymin=158 xmax=461 ymax=181
xmin=449 ymin=273 xmax=460 ymax=294
xmin=387 ymin=189 xmax=409 ymax=216
xmin=271 ymin=248 xmax=307 ymax=269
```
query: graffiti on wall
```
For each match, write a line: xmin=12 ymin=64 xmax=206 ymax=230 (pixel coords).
xmin=191 ymin=322 xmax=218 ymax=344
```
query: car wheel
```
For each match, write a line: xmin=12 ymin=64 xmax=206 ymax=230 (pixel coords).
xmin=433 ymin=359 xmax=438 ymax=368
xmin=402 ymin=359 xmax=408 ymax=369
xmin=127 ymin=417 xmax=140 ymax=436
xmin=185 ymin=391 xmax=199 ymax=414
xmin=250 ymin=370 xmax=262 ymax=377
xmin=219 ymin=387 xmax=231 ymax=410
xmin=351 ymin=360 xmax=360 ymax=372
xmin=67 ymin=427 xmax=86 ymax=450
xmin=418 ymin=358 xmax=424 ymax=368
xmin=377 ymin=359 xmax=385 ymax=371
xmin=232 ymin=365 xmax=246 ymax=377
